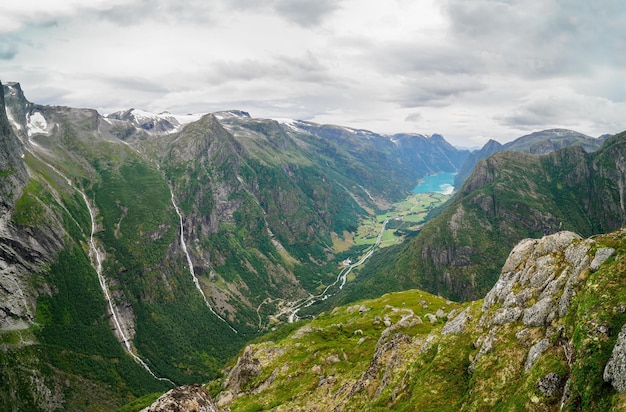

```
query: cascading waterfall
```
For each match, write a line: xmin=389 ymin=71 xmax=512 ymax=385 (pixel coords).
xmin=169 ymin=189 xmax=238 ymax=334
xmin=27 ymin=147 xmax=174 ymax=385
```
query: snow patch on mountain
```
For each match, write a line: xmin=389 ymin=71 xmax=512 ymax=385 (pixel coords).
xmin=105 ymin=108 xmax=205 ymax=135
xmin=160 ymin=112 xmax=204 ymax=126
xmin=274 ymin=118 xmax=304 ymax=132
xmin=213 ymin=110 xmax=251 ymax=121
xmin=26 ymin=112 xmax=49 ymax=136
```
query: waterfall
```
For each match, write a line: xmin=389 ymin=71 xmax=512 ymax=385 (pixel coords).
xmin=169 ymin=189 xmax=238 ymax=334
xmin=80 ymin=191 xmax=174 ymax=385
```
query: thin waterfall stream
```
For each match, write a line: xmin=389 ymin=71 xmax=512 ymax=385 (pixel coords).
xmin=169 ymin=189 xmax=238 ymax=334
xmin=27 ymin=147 xmax=174 ymax=385
xmin=80 ymin=191 xmax=175 ymax=386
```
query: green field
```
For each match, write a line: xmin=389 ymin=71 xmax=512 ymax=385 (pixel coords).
xmin=354 ymin=192 xmax=450 ymax=247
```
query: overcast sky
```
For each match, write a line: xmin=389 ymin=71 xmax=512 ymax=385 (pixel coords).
xmin=1 ymin=0 xmax=624 ymax=146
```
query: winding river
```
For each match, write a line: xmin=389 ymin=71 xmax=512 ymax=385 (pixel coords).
xmin=262 ymin=217 xmax=394 ymax=325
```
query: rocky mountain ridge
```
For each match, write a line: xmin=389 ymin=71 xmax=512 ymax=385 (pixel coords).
xmin=455 ymin=128 xmax=605 ymax=187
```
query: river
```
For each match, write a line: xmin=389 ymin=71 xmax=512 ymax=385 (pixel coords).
xmin=269 ymin=217 xmax=394 ymax=324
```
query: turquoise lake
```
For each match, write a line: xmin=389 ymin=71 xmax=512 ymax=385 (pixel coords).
xmin=412 ymin=172 xmax=457 ymax=194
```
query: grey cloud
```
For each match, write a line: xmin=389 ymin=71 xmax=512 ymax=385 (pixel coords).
xmin=0 ymin=43 xmax=17 ymax=60
xmin=405 ymin=112 xmax=422 ymax=122
xmin=98 ymin=0 xmax=216 ymax=26
xmin=228 ymin=0 xmax=341 ymax=27
xmin=204 ymin=52 xmax=335 ymax=85
xmin=372 ymin=42 xmax=482 ymax=76
xmin=394 ymin=75 xmax=486 ymax=108
xmin=493 ymin=92 xmax=626 ymax=133
xmin=494 ymin=94 xmax=586 ymax=129
xmin=274 ymin=0 xmax=341 ymax=27
xmin=101 ymin=75 xmax=171 ymax=94
xmin=443 ymin=0 xmax=626 ymax=78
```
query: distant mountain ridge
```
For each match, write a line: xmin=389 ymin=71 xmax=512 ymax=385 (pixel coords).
xmin=455 ymin=128 xmax=605 ymax=187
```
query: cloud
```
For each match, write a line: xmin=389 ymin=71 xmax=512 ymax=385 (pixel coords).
xmin=370 ymin=42 xmax=482 ymax=76
xmin=405 ymin=112 xmax=422 ymax=122
xmin=274 ymin=0 xmax=341 ymax=27
xmin=96 ymin=0 xmax=219 ymax=26
xmin=0 ymin=42 xmax=17 ymax=60
xmin=442 ymin=0 xmax=626 ymax=78
xmin=494 ymin=88 xmax=626 ymax=135
xmin=0 ymin=0 xmax=136 ymax=33
xmin=393 ymin=74 xmax=486 ymax=108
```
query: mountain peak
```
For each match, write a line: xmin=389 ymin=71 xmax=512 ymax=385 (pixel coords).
xmin=106 ymin=108 xmax=181 ymax=135
xmin=0 ymin=80 xmax=28 ymax=215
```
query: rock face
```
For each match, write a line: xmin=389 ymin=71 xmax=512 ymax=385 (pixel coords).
xmin=0 ymin=80 xmax=28 ymax=215
xmin=144 ymin=384 xmax=218 ymax=412
xmin=604 ymin=324 xmax=626 ymax=392
xmin=0 ymin=80 xmax=63 ymax=330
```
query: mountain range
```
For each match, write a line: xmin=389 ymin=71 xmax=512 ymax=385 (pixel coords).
xmin=1 ymin=80 xmax=624 ymax=411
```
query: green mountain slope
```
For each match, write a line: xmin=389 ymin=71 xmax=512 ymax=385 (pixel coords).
xmin=209 ymin=228 xmax=626 ymax=411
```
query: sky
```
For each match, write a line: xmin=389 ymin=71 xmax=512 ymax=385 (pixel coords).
xmin=0 ymin=0 xmax=624 ymax=147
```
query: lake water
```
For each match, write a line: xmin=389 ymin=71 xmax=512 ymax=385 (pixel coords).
xmin=412 ymin=172 xmax=457 ymax=195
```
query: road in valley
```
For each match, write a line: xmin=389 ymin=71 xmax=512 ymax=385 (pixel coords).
xmin=259 ymin=217 xmax=395 ymax=326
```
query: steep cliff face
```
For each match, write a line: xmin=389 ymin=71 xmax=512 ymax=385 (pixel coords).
xmin=0 ymin=79 xmax=67 ymax=332
xmin=213 ymin=228 xmax=626 ymax=411
xmin=0 ymin=81 xmax=28 ymax=214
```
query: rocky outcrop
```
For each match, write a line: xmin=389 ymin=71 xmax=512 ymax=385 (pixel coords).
xmin=604 ymin=324 xmax=626 ymax=392
xmin=0 ymin=80 xmax=28 ymax=215
xmin=478 ymin=231 xmax=609 ymax=329
xmin=143 ymin=384 xmax=218 ymax=412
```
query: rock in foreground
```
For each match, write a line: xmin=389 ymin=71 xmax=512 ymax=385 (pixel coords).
xmin=144 ymin=384 xmax=218 ymax=412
